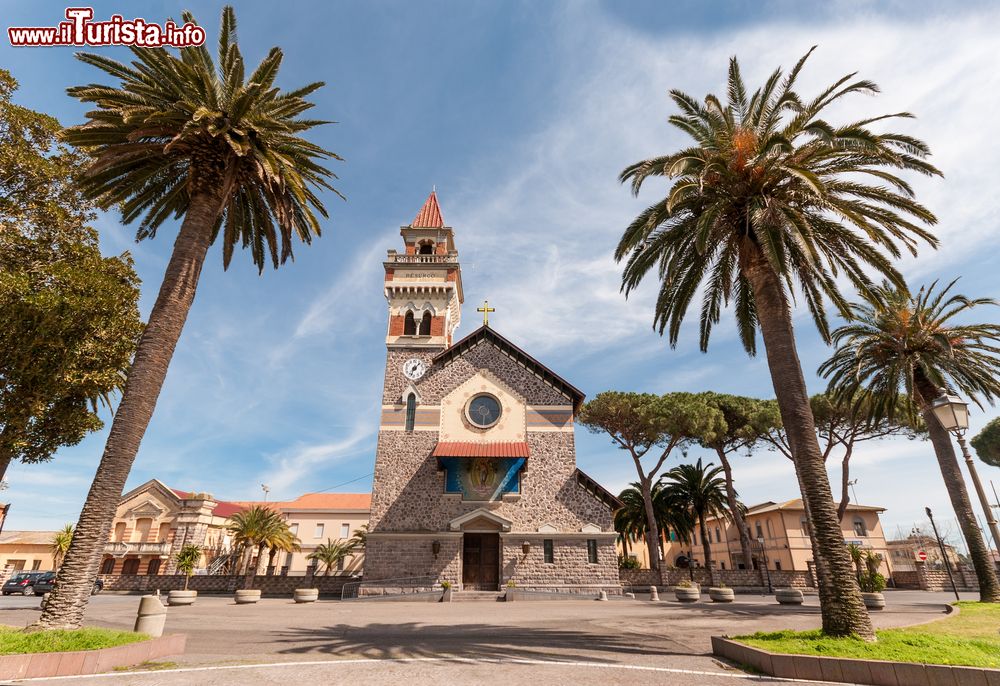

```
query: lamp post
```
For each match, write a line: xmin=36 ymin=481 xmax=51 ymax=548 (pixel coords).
xmin=930 ymin=392 xmax=1000 ymax=555
xmin=757 ymin=536 xmax=772 ymax=594
xmin=925 ymin=507 xmax=961 ymax=602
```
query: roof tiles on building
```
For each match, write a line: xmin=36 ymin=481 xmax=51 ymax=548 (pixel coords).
xmin=432 ymin=441 xmax=531 ymax=458
xmin=412 ymin=190 xmax=444 ymax=228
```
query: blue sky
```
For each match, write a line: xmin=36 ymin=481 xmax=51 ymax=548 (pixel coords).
xmin=3 ymin=1 xmax=1000 ymax=547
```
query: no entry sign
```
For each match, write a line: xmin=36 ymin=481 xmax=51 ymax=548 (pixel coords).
xmin=918 ymin=550 xmax=928 ymax=561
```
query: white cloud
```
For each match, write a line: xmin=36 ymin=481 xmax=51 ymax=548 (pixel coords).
xmin=258 ymin=419 xmax=375 ymax=495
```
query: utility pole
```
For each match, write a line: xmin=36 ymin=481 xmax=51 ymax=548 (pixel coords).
xmin=955 ymin=433 xmax=1000 ymax=557
xmin=926 ymin=507 xmax=960 ymax=602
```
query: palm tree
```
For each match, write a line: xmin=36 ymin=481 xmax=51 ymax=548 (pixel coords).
xmin=225 ymin=505 xmax=290 ymax=577
xmin=615 ymin=48 xmax=940 ymax=638
xmin=51 ymin=525 xmax=73 ymax=570
xmin=308 ymin=539 xmax=354 ymax=576
xmin=174 ymin=544 xmax=202 ymax=591
xmin=660 ymin=460 xmax=732 ymax=586
xmin=821 ymin=280 xmax=1000 ymax=602
xmin=35 ymin=7 xmax=341 ymax=630
xmin=615 ymin=482 xmax=694 ymax=566
xmin=846 ymin=543 xmax=865 ymax=583
xmin=349 ymin=524 xmax=368 ymax=551
xmin=263 ymin=523 xmax=300 ymax=576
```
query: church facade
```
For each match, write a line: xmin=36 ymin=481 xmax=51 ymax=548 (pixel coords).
xmin=365 ymin=192 xmax=622 ymax=593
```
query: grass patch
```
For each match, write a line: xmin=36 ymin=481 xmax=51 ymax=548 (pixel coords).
xmin=736 ymin=602 xmax=1000 ymax=668
xmin=0 ymin=626 xmax=148 ymax=655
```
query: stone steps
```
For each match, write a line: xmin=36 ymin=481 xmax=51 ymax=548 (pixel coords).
xmin=452 ymin=591 xmax=504 ymax=602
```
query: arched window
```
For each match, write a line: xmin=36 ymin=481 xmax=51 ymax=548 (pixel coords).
xmin=99 ymin=557 xmax=115 ymax=575
xmin=419 ymin=311 xmax=431 ymax=336
xmin=755 ymin=522 xmax=764 ymax=539
xmin=715 ymin=527 xmax=721 ymax=543
xmin=405 ymin=393 xmax=416 ymax=432
xmin=403 ymin=311 xmax=416 ymax=335
xmin=418 ymin=242 xmax=434 ymax=255
xmin=853 ymin=517 xmax=868 ymax=537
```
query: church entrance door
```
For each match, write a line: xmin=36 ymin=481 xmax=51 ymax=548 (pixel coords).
xmin=462 ymin=533 xmax=500 ymax=590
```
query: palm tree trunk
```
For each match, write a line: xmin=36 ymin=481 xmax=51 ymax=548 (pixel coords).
xmin=837 ymin=445 xmax=854 ymax=522
xmin=715 ymin=447 xmax=753 ymax=569
xmin=699 ymin=516 xmax=714 ymax=586
xmin=33 ymin=191 xmax=221 ymax=630
xmin=638 ymin=478 xmax=662 ymax=572
xmin=914 ymin=375 xmax=1000 ymax=602
xmin=744 ymin=252 xmax=874 ymax=639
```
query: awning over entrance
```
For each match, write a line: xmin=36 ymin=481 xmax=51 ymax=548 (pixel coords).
xmin=431 ymin=441 xmax=530 ymax=458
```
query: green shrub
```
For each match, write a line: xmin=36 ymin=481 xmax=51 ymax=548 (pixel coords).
xmin=618 ymin=554 xmax=640 ymax=570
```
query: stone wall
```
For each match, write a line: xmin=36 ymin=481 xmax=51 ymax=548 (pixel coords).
xmin=371 ymin=431 xmax=611 ymax=533
xmin=502 ymin=535 xmax=619 ymax=590
xmin=919 ymin=566 xmax=980 ymax=592
xmin=891 ymin=570 xmax=920 ymax=589
xmin=98 ymin=573 xmax=357 ymax=597
xmin=363 ymin=535 xmax=462 ymax=585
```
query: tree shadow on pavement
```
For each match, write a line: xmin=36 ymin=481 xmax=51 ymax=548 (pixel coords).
xmin=273 ymin=622 xmax=691 ymax=663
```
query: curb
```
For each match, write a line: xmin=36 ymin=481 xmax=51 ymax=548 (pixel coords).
xmin=711 ymin=635 xmax=999 ymax=686
xmin=0 ymin=633 xmax=186 ymax=680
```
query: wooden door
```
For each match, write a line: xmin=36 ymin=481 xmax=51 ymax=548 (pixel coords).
xmin=462 ymin=533 xmax=500 ymax=590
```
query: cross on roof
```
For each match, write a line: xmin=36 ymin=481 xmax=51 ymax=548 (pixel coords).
xmin=477 ymin=300 xmax=495 ymax=327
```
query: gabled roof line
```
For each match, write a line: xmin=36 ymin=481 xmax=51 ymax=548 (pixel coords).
xmin=433 ymin=326 xmax=586 ymax=411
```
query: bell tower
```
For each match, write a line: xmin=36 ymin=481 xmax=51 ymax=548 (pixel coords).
xmin=383 ymin=191 xmax=463 ymax=349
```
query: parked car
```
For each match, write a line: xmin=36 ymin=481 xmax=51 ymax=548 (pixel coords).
xmin=2 ymin=571 xmax=47 ymax=596
xmin=33 ymin=574 xmax=103 ymax=596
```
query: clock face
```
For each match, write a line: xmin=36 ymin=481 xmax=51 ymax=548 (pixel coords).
xmin=402 ymin=358 xmax=427 ymax=380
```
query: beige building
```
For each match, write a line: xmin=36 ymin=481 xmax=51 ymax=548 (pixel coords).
xmin=98 ymin=479 xmax=370 ymax=576
xmin=623 ymin=498 xmax=891 ymax=577
xmin=0 ymin=531 xmax=58 ymax=573
xmin=886 ymin=535 xmax=961 ymax=572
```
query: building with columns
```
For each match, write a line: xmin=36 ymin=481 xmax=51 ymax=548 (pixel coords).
xmin=365 ymin=192 xmax=622 ymax=593
xmin=98 ymin=480 xmax=369 ymax=576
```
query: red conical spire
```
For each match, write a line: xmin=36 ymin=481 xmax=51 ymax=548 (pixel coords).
xmin=412 ymin=190 xmax=444 ymax=228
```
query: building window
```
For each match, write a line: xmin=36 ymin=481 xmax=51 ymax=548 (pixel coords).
xmin=801 ymin=518 xmax=810 ymax=537
xmin=543 ymin=539 xmax=554 ymax=564
xmin=853 ymin=517 xmax=868 ymax=537
xmin=31 ymin=560 xmax=41 ymax=570
xmin=766 ymin=519 xmax=774 ymax=537
xmin=157 ymin=522 xmax=171 ymax=543
xmin=755 ymin=522 xmax=764 ymax=539
xmin=419 ymin=242 xmax=434 ymax=255
xmin=113 ymin=522 xmax=126 ymax=542
xmin=403 ymin=310 xmax=416 ymax=335
xmin=314 ymin=524 xmax=324 ymax=539
xmin=100 ymin=558 xmax=115 ymax=575
xmin=405 ymin=393 xmax=416 ymax=432
xmin=337 ymin=556 xmax=345 ymax=572
xmin=587 ymin=539 xmax=598 ymax=564
xmin=774 ymin=560 xmax=782 ymax=571
xmin=147 ymin=559 xmax=161 ymax=576
xmin=715 ymin=527 xmax=721 ymax=543
xmin=340 ymin=523 xmax=350 ymax=539
xmin=720 ymin=561 xmax=726 ymax=570
xmin=419 ymin=311 xmax=431 ymax=336
xmin=289 ymin=523 xmax=299 ymax=536
xmin=121 ymin=558 xmax=140 ymax=576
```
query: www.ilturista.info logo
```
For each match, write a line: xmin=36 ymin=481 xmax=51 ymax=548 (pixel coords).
xmin=8 ymin=8 xmax=206 ymax=47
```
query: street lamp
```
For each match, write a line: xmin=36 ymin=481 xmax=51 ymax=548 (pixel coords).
xmin=930 ymin=391 xmax=1000 ymax=558
xmin=757 ymin=536 xmax=772 ymax=594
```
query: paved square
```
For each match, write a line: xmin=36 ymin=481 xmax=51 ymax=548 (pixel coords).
xmin=0 ymin=590 xmax=968 ymax=685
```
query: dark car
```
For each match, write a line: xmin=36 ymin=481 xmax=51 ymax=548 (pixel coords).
xmin=33 ymin=574 xmax=103 ymax=596
xmin=2 ymin=571 xmax=46 ymax=596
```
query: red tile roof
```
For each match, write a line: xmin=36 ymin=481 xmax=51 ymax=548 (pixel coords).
xmin=171 ymin=489 xmax=247 ymax=518
xmin=268 ymin=493 xmax=371 ymax=511
xmin=432 ymin=441 xmax=530 ymax=458
xmin=412 ymin=190 xmax=444 ymax=228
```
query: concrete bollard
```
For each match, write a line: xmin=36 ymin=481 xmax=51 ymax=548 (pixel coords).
xmin=649 ymin=585 xmax=659 ymax=602
xmin=39 ymin=593 xmax=49 ymax=611
xmin=597 ymin=590 xmax=608 ymax=601
xmin=133 ymin=594 xmax=167 ymax=638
